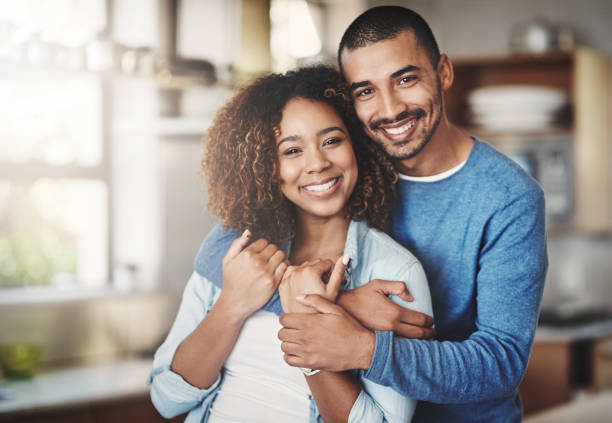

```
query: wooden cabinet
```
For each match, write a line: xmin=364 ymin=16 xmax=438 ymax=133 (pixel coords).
xmin=445 ymin=48 xmax=612 ymax=233
xmin=519 ymin=334 xmax=612 ymax=416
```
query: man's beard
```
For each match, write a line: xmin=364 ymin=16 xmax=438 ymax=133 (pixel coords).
xmin=369 ymin=102 xmax=442 ymax=161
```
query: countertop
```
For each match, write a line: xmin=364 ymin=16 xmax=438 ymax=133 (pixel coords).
xmin=524 ymin=390 xmax=612 ymax=423
xmin=0 ymin=358 xmax=152 ymax=416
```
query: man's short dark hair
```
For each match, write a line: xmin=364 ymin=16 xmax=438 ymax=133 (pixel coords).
xmin=338 ymin=6 xmax=441 ymax=71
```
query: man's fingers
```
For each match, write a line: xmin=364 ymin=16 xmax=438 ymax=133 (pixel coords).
xmin=395 ymin=323 xmax=436 ymax=339
xmin=398 ymin=309 xmax=434 ymax=328
xmin=296 ymin=294 xmax=341 ymax=315
xmin=223 ymin=229 xmax=251 ymax=262
xmin=280 ymin=340 xmax=302 ymax=355
xmin=279 ymin=313 xmax=308 ymax=330
xmin=326 ymin=254 xmax=348 ymax=298
xmin=375 ymin=279 xmax=413 ymax=302
xmin=284 ymin=353 xmax=306 ymax=368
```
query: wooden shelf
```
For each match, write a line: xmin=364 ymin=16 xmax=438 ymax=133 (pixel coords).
xmin=447 ymin=48 xmax=612 ymax=233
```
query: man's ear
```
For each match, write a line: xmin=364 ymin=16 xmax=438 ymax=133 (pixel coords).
xmin=437 ymin=54 xmax=454 ymax=92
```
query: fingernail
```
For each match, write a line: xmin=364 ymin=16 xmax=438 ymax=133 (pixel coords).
xmin=342 ymin=254 xmax=349 ymax=265
xmin=296 ymin=295 xmax=306 ymax=301
xmin=242 ymin=229 xmax=251 ymax=238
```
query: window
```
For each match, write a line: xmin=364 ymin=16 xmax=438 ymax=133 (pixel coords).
xmin=0 ymin=1 xmax=109 ymax=289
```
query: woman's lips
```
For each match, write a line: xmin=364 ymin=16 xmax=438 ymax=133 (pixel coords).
xmin=301 ymin=177 xmax=341 ymax=195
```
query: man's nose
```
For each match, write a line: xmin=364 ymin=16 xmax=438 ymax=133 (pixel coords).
xmin=379 ymin=91 xmax=405 ymax=121
xmin=305 ymin=149 xmax=330 ymax=173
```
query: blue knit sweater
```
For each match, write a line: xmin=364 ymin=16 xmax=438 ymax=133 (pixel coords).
xmin=194 ymin=139 xmax=548 ymax=422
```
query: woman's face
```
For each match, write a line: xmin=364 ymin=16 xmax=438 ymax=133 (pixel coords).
xmin=275 ymin=98 xmax=358 ymax=221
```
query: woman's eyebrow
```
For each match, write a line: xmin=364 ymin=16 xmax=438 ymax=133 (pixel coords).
xmin=277 ymin=127 xmax=345 ymax=146
xmin=316 ymin=126 xmax=345 ymax=137
xmin=277 ymin=135 xmax=300 ymax=146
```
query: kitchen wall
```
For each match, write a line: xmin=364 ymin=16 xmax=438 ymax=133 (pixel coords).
xmin=2 ymin=0 xmax=611 ymax=372
xmin=368 ymin=0 xmax=612 ymax=58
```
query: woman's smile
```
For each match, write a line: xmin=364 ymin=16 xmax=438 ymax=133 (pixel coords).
xmin=276 ymin=98 xmax=358 ymax=220
xmin=301 ymin=176 xmax=342 ymax=195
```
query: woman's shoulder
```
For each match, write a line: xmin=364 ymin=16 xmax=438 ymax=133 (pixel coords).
xmin=349 ymin=220 xmax=422 ymax=273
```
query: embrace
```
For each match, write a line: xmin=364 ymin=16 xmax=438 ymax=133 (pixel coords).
xmin=148 ymin=6 xmax=547 ymax=423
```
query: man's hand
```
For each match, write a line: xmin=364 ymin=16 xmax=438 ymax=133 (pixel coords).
xmin=337 ymin=279 xmax=435 ymax=338
xmin=279 ymin=255 xmax=347 ymax=313
xmin=278 ymin=295 xmax=375 ymax=371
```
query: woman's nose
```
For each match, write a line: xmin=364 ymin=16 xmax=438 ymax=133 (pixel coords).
xmin=305 ymin=149 xmax=330 ymax=173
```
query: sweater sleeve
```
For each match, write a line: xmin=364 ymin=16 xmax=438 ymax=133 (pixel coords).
xmin=364 ymin=190 xmax=548 ymax=403
xmin=348 ymin=259 xmax=432 ymax=421
xmin=147 ymin=272 xmax=222 ymax=418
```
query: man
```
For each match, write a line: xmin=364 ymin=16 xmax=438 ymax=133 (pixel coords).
xmin=195 ymin=6 xmax=547 ymax=422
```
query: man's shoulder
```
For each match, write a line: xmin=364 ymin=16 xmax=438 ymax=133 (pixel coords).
xmin=469 ymin=139 xmax=544 ymax=202
xmin=194 ymin=223 xmax=240 ymax=284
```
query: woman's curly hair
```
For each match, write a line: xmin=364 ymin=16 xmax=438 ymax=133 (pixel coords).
xmin=202 ymin=66 xmax=397 ymax=244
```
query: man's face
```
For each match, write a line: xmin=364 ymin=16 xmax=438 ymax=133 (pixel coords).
xmin=340 ymin=30 xmax=443 ymax=161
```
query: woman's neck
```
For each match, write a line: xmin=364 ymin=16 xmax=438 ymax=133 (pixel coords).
xmin=289 ymin=213 xmax=350 ymax=265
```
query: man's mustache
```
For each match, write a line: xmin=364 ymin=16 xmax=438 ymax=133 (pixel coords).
xmin=370 ymin=109 xmax=426 ymax=131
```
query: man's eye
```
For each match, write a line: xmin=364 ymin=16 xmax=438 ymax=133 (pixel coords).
xmin=399 ymin=76 xmax=417 ymax=85
xmin=355 ymin=88 xmax=373 ymax=97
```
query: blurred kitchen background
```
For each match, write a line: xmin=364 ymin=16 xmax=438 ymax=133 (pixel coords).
xmin=0 ymin=0 xmax=611 ymax=422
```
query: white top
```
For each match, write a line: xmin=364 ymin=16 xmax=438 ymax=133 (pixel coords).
xmin=208 ymin=310 xmax=310 ymax=423
xmin=398 ymin=160 xmax=467 ymax=182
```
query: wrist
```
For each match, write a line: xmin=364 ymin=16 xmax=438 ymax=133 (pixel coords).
xmin=214 ymin=294 xmax=250 ymax=325
xmin=358 ymin=329 xmax=375 ymax=370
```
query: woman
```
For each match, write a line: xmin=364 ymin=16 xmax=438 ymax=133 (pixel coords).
xmin=148 ymin=66 xmax=433 ymax=422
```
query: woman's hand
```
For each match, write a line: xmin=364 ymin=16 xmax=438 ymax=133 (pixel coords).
xmin=218 ymin=230 xmax=288 ymax=320
xmin=279 ymin=255 xmax=348 ymax=313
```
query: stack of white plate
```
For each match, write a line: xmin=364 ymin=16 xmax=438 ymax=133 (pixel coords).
xmin=468 ymin=85 xmax=568 ymax=131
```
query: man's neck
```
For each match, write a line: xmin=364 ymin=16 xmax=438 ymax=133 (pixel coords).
xmin=395 ymin=118 xmax=474 ymax=177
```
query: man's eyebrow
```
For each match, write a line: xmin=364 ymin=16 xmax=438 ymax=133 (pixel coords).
xmin=349 ymin=80 xmax=370 ymax=92
xmin=349 ymin=65 xmax=421 ymax=92
xmin=316 ymin=126 xmax=345 ymax=137
xmin=390 ymin=65 xmax=420 ymax=79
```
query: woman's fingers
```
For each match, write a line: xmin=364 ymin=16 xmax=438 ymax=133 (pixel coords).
xmin=326 ymin=254 xmax=348 ymax=298
xmin=222 ymin=229 xmax=251 ymax=263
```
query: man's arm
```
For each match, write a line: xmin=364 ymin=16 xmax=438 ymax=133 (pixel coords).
xmin=280 ymin=190 xmax=547 ymax=403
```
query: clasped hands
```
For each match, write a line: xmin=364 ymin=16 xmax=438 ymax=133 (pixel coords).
xmin=220 ymin=231 xmax=434 ymax=372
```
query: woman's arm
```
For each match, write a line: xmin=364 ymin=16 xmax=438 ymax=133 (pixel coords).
xmin=279 ymin=257 xmax=416 ymax=422
xmin=172 ymin=233 xmax=288 ymax=388
xmin=279 ymin=258 xmax=434 ymax=422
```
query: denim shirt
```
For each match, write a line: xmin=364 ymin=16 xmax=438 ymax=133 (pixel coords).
xmin=148 ymin=220 xmax=433 ymax=422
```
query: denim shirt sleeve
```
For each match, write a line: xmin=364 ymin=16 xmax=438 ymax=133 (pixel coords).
xmin=147 ymin=272 xmax=223 ymax=419
xmin=348 ymin=261 xmax=431 ymax=423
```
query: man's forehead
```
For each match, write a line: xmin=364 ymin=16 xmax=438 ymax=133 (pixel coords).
xmin=340 ymin=30 xmax=426 ymax=82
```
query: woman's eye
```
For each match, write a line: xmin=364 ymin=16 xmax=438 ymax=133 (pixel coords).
xmin=283 ymin=147 xmax=301 ymax=156
xmin=323 ymin=137 xmax=342 ymax=146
